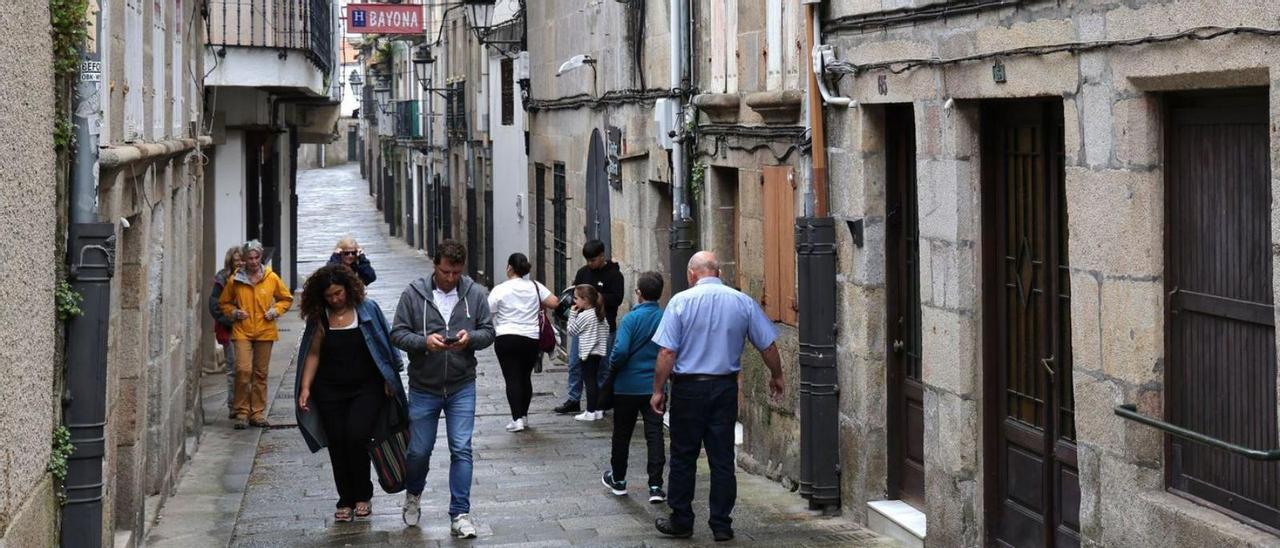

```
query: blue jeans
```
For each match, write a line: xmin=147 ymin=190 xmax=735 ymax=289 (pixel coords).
xmin=405 ymin=383 xmax=476 ymax=517
xmin=565 ymin=332 xmax=615 ymax=402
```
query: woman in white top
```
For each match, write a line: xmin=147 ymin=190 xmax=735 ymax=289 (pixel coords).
xmin=488 ymin=253 xmax=559 ymax=432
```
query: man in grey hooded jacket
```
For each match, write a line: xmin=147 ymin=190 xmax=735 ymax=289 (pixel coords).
xmin=390 ymin=239 xmax=494 ymax=538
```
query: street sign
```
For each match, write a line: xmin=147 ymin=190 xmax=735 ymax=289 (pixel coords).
xmin=345 ymin=3 xmax=424 ymax=35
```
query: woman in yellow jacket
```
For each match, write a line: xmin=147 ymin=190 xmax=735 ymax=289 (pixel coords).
xmin=220 ymin=239 xmax=294 ymax=429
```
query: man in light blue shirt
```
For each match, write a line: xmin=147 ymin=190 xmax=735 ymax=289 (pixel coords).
xmin=649 ymin=251 xmax=784 ymax=541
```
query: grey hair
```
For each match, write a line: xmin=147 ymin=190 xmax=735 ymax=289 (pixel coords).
xmin=242 ymin=239 xmax=265 ymax=257
xmin=687 ymin=251 xmax=719 ymax=274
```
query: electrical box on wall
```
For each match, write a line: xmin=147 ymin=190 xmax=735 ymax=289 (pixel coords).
xmin=654 ymin=98 xmax=677 ymax=150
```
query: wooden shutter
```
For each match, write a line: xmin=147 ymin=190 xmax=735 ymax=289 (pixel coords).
xmin=763 ymin=166 xmax=796 ymax=325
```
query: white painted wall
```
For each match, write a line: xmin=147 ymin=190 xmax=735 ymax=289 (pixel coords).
xmin=214 ymin=130 xmax=247 ymax=258
xmin=204 ymin=47 xmax=327 ymax=96
xmin=488 ymin=51 xmax=528 ymax=278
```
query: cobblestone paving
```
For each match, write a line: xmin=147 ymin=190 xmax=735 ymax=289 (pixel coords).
xmin=228 ymin=164 xmax=897 ymax=547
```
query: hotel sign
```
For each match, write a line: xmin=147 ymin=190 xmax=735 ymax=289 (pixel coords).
xmin=346 ymin=3 xmax=424 ymax=35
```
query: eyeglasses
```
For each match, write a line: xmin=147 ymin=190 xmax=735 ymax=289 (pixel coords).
xmin=341 ymin=251 xmax=358 ymax=256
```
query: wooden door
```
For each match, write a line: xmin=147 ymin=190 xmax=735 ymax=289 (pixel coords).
xmin=1166 ymin=89 xmax=1280 ymax=530
xmin=885 ymin=105 xmax=925 ymax=509
xmin=982 ymin=100 xmax=1080 ymax=548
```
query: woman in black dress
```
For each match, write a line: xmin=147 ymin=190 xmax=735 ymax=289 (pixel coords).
xmin=295 ymin=265 xmax=406 ymax=523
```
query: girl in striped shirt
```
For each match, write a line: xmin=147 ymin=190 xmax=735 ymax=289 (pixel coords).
xmin=567 ymin=284 xmax=611 ymax=421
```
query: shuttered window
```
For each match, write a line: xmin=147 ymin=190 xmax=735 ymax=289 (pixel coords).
xmin=500 ymin=58 xmax=514 ymax=126
xmin=762 ymin=165 xmax=797 ymax=325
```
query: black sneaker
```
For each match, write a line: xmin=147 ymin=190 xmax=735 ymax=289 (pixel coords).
xmin=554 ymin=400 xmax=580 ymax=414
xmin=712 ymin=528 xmax=735 ymax=542
xmin=602 ymin=470 xmax=627 ymax=496
xmin=655 ymin=517 xmax=693 ymax=538
xmin=648 ymin=486 xmax=666 ymax=503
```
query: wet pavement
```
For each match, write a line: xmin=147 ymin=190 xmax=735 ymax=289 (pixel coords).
xmin=150 ymin=163 xmax=895 ymax=547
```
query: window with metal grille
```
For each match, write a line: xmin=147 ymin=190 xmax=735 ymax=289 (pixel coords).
xmin=500 ymin=58 xmax=514 ymax=126
xmin=553 ymin=162 xmax=567 ymax=293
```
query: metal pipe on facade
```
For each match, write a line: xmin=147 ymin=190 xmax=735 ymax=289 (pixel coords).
xmin=668 ymin=0 xmax=695 ymax=293
xmin=63 ymin=2 xmax=114 ymax=545
xmin=805 ymin=1 xmax=829 ymax=217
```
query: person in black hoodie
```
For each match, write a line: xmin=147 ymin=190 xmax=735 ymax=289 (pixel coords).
xmin=389 ymin=240 xmax=494 ymax=538
xmin=553 ymin=239 xmax=625 ymax=414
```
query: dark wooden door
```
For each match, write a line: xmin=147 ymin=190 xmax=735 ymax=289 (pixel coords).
xmin=885 ymin=105 xmax=925 ymax=509
xmin=1166 ymin=89 xmax=1279 ymax=530
xmin=982 ymin=100 xmax=1080 ymax=548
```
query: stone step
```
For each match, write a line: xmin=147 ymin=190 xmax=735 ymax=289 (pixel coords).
xmin=867 ymin=499 xmax=926 ymax=548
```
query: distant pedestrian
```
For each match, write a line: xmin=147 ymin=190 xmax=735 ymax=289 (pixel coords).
xmin=600 ymin=271 xmax=667 ymax=504
xmin=295 ymin=265 xmax=407 ymax=523
xmin=650 ymin=251 xmax=785 ymax=542
xmin=566 ymin=284 xmax=611 ymax=422
xmin=390 ymin=239 xmax=494 ymax=538
xmin=328 ymin=236 xmax=377 ymax=286
xmin=219 ymin=240 xmax=294 ymax=429
xmin=209 ymin=245 xmax=244 ymax=419
xmin=488 ymin=253 xmax=559 ymax=433
xmin=554 ymin=239 xmax=624 ymax=415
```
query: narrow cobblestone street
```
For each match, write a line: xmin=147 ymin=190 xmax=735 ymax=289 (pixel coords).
xmin=154 ymin=164 xmax=894 ymax=547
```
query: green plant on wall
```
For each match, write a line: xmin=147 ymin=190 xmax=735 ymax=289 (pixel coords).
xmin=689 ymin=162 xmax=706 ymax=209
xmin=50 ymin=0 xmax=90 ymax=153
xmin=56 ymin=281 xmax=83 ymax=321
xmin=47 ymin=425 xmax=74 ymax=505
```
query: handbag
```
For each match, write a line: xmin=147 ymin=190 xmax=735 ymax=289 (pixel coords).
xmin=534 ymin=281 xmax=557 ymax=354
xmin=367 ymin=396 xmax=410 ymax=494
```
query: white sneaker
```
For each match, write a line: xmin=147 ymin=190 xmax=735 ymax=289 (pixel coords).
xmin=451 ymin=513 xmax=477 ymax=538
xmin=506 ymin=418 xmax=525 ymax=432
xmin=574 ymin=411 xmax=598 ymax=422
xmin=402 ymin=493 xmax=421 ymax=527
xmin=594 ymin=411 xmax=604 ymax=420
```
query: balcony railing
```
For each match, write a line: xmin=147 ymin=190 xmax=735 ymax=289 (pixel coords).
xmin=395 ymin=100 xmax=423 ymax=139
xmin=206 ymin=0 xmax=334 ymax=75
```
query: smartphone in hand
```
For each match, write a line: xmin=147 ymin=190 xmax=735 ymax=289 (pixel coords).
xmin=442 ymin=335 xmax=460 ymax=346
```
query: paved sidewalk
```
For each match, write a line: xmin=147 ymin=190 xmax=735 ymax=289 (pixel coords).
xmin=151 ymin=163 xmax=895 ymax=547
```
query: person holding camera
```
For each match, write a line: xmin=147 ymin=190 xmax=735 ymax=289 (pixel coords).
xmin=389 ymin=240 xmax=494 ymax=539
xmin=328 ymin=236 xmax=377 ymax=286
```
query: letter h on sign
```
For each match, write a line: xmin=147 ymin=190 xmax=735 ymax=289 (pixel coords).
xmin=351 ymin=9 xmax=367 ymax=28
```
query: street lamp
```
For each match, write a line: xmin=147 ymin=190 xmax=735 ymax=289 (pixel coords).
xmin=464 ymin=0 xmax=496 ymax=43
xmin=349 ymin=69 xmax=363 ymax=97
xmin=374 ymin=83 xmax=392 ymax=114
xmin=412 ymin=47 xmax=436 ymax=91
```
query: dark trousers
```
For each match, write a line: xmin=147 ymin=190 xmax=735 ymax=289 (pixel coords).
xmin=315 ymin=382 xmax=385 ymax=508
xmin=611 ymin=394 xmax=666 ymax=488
xmin=667 ymin=377 xmax=737 ymax=532
xmin=581 ymin=355 xmax=603 ymax=412
xmin=494 ymin=335 xmax=540 ymax=420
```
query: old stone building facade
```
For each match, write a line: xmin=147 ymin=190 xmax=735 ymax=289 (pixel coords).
xmin=0 ymin=0 xmax=212 ymax=546
xmin=813 ymin=0 xmax=1280 ymax=546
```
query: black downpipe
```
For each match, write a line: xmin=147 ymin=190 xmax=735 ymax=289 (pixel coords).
xmin=669 ymin=219 xmax=695 ymax=293
xmin=62 ymin=223 xmax=115 ymax=548
xmin=796 ymin=217 xmax=841 ymax=512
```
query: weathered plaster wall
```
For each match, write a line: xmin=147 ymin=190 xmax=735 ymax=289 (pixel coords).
xmin=0 ymin=1 xmax=58 ymax=544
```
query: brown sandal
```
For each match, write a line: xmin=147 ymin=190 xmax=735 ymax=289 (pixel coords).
xmin=334 ymin=507 xmax=354 ymax=522
xmin=354 ymin=501 xmax=372 ymax=519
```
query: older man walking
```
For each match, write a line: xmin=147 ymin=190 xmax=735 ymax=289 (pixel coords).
xmin=649 ymin=251 xmax=785 ymax=542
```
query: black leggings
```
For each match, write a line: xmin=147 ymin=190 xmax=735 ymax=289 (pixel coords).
xmin=494 ymin=335 xmax=541 ymax=420
xmin=582 ymin=355 xmax=603 ymax=412
xmin=314 ymin=382 xmax=385 ymax=508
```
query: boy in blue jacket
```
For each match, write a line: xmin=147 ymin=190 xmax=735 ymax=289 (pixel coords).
xmin=600 ymin=271 xmax=668 ymax=503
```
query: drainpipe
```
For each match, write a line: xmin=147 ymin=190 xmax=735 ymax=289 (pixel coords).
xmin=796 ymin=0 xmax=841 ymax=513
xmin=668 ymin=0 xmax=695 ymax=293
xmin=63 ymin=1 xmax=114 ymax=545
